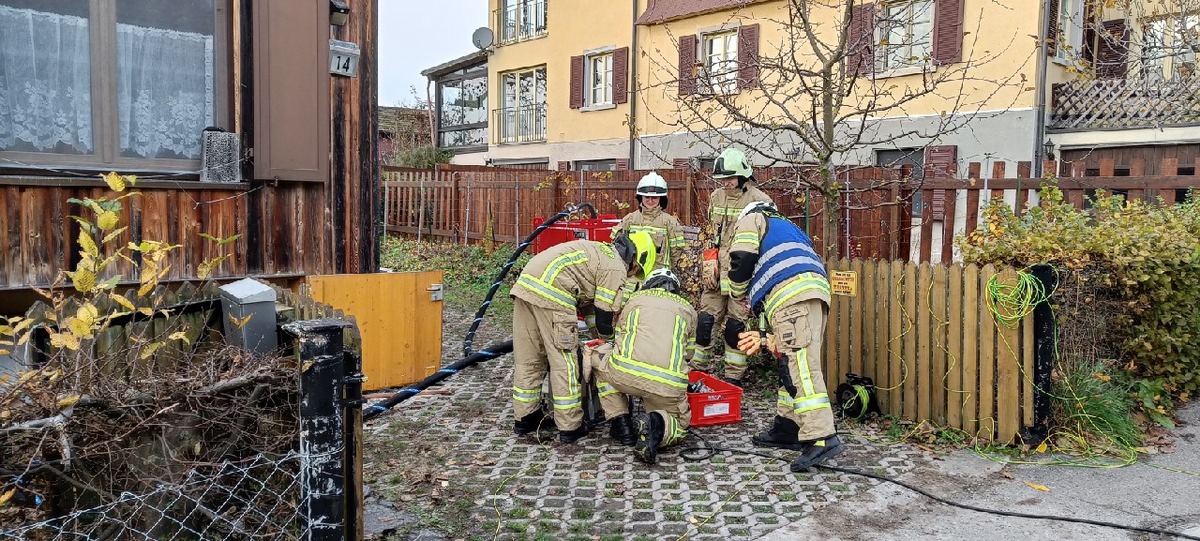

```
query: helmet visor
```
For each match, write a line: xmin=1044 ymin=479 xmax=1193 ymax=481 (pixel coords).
xmin=712 ymin=156 xmax=738 ymax=179
xmin=636 ymin=185 xmax=668 ymax=195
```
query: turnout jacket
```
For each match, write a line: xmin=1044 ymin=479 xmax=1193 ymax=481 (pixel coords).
xmin=613 ymin=207 xmax=685 ymax=270
xmin=511 ymin=240 xmax=629 ymax=334
xmin=610 ymin=288 xmax=698 ymax=390
xmin=707 ymin=185 xmax=773 ymax=293
xmin=726 ymin=213 xmax=831 ymax=320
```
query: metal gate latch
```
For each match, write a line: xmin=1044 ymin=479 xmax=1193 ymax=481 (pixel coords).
xmin=427 ymin=283 xmax=444 ymax=301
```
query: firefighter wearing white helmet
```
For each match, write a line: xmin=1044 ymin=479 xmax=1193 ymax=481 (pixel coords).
xmin=510 ymin=231 xmax=656 ymax=444
xmin=725 ymin=200 xmax=843 ymax=472
xmin=694 ymin=148 xmax=773 ymax=387
xmin=612 ymin=172 xmax=685 ymax=271
xmin=583 ymin=268 xmax=697 ymax=463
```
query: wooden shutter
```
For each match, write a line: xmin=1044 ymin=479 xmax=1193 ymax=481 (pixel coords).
xmin=932 ymin=0 xmax=964 ymax=65
xmin=924 ymin=145 xmax=958 ymax=180
xmin=678 ymin=35 xmax=697 ymax=96
xmin=847 ymin=3 xmax=876 ymax=76
xmin=737 ymin=23 xmax=760 ymax=89
xmin=613 ymin=47 xmax=630 ymax=104
xmin=570 ymin=55 xmax=585 ymax=109
xmin=615 ymin=158 xmax=630 ymax=171
xmin=1095 ymin=19 xmax=1129 ymax=79
xmin=557 ymin=161 xmax=571 ymax=171
xmin=1046 ymin=0 xmax=1059 ymax=57
xmin=672 ymin=158 xmax=692 ymax=170
xmin=252 ymin=0 xmax=330 ymax=181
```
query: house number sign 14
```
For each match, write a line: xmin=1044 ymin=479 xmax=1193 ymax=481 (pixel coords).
xmin=329 ymin=39 xmax=361 ymax=77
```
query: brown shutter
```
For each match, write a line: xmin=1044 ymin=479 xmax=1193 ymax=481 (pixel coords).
xmin=932 ymin=0 xmax=964 ymax=65
xmin=1046 ymin=0 xmax=1059 ymax=57
xmin=924 ymin=145 xmax=958 ymax=180
xmin=613 ymin=47 xmax=630 ymax=104
xmin=615 ymin=158 xmax=630 ymax=171
xmin=252 ymin=0 xmax=331 ymax=181
xmin=1095 ymin=19 xmax=1128 ymax=79
xmin=557 ymin=161 xmax=571 ymax=171
xmin=678 ymin=35 xmax=697 ymax=96
xmin=570 ymin=55 xmax=585 ymax=109
xmin=672 ymin=158 xmax=692 ymax=170
xmin=737 ymin=23 xmax=760 ymax=89
xmin=847 ymin=3 xmax=876 ymax=76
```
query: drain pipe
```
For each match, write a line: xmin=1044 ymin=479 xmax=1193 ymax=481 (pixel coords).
xmin=1032 ymin=0 xmax=1051 ymax=178
xmin=627 ymin=0 xmax=639 ymax=167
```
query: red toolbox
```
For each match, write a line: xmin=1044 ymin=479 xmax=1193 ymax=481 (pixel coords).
xmin=531 ymin=214 xmax=621 ymax=253
xmin=687 ymin=371 xmax=743 ymax=426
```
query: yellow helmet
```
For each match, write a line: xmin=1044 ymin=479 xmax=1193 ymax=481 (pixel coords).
xmin=613 ymin=230 xmax=657 ymax=279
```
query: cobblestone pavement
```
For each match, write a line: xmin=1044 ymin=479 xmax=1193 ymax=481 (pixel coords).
xmin=364 ymin=323 xmax=932 ymax=541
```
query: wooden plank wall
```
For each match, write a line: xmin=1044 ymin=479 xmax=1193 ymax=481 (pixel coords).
xmin=824 ymin=259 xmax=1037 ymax=443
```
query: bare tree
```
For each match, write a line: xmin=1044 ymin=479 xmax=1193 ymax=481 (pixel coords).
xmin=1071 ymin=0 xmax=1198 ymax=82
xmin=637 ymin=0 xmax=1032 ymax=258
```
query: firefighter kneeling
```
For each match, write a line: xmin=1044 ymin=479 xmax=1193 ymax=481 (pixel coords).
xmin=583 ymin=269 xmax=696 ymax=464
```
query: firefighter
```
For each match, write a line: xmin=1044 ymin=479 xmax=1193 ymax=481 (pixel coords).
xmin=510 ymin=230 xmax=657 ymax=444
xmin=584 ymin=268 xmax=695 ymax=463
xmin=612 ymin=172 xmax=686 ymax=271
xmin=695 ymin=147 xmax=774 ymax=388
xmin=726 ymin=200 xmax=843 ymax=472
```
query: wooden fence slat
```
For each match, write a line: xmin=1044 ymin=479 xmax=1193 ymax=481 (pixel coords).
xmin=947 ymin=264 xmax=965 ymax=431
xmin=1022 ymin=306 xmax=1036 ymax=430
xmin=996 ymin=267 xmax=1022 ymax=444
xmin=902 ymin=261 xmax=918 ymax=420
xmin=961 ymin=264 xmax=980 ymax=437
xmin=874 ymin=261 xmax=892 ymax=415
xmin=837 ymin=258 xmax=851 ymax=392
xmin=931 ymin=263 xmax=948 ymax=425
xmin=887 ymin=260 xmax=904 ymax=416
xmin=861 ymin=260 xmax=878 ymax=387
xmin=849 ymin=258 xmax=864 ymax=377
xmin=940 ymin=190 xmax=958 ymax=265
xmin=915 ymin=262 xmax=932 ymax=424
xmin=978 ymin=264 xmax=998 ymax=442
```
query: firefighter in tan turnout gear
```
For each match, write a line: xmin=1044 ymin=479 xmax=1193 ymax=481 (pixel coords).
xmin=727 ymin=201 xmax=844 ymax=472
xmin=695 ymin=148 xmax=774 ymax=388
xmin=585 ymin=268 xmax=696 ymax=464
xmin=510 ymin=231 xmax=657 ymax=443
xmin=612 ymin=172 xmax=686 ymax=271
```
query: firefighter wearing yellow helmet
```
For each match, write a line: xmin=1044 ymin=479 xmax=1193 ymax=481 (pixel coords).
xmin=694 ymin=148 xmax=774 ymax=387
xmin=510 ymin=230 xmax=656 ymax=444
xmin=612 ymin=172 xmax=685 ymax=271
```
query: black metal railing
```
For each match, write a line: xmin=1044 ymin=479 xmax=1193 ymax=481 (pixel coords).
xmin=493 ymin=0 xmax=548 ymax=45
xmin=493 ymin=104 xmax=547 ymax=144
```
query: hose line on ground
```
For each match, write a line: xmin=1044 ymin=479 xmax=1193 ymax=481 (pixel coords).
xmin=679 ymin=432 xmax=1200 ymax=540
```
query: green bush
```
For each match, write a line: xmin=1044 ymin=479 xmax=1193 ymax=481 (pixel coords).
xmin=381 ymin=236 xmax=530 ymax=316
xmin=960 ymin=184 xmax=1199 ymax=412
xmin=396 ymin=144 xmax=452 ymax=169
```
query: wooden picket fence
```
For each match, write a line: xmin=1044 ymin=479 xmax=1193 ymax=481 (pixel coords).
xmin=822 ymin=259 xmax=1038 ymax=444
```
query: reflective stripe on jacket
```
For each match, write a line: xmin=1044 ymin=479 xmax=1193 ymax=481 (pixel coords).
xmin=609 ymin=289 xmax=696 ymax=390
xmin=511 ymin=240 xmax=628 ymax=312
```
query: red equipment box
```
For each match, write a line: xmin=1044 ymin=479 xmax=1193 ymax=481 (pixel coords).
xmin=531 ymin=214 xmax=621 ymax=253
xmin=688 ymin=371 xmax=743 ymax=426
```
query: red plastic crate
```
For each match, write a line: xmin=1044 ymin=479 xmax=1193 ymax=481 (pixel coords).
xmin=530 ymin=215 xmax=621 ymax=253
xmin=687 ymin=371 xmax=743 ymax=426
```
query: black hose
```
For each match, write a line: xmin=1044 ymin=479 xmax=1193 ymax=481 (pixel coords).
xmin=365 ymin=201 xmax=598 ymax=422
xmin=363 ymin=340 xmax=513 ymax=421
xmin=460 ymin=202 xmax=596 ymax=357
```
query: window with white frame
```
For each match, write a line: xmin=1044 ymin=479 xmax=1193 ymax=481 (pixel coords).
xmin=499 ymin=0 xmax=547 ymax=44
xmin=1055 ymin=0 xmax=1082 ymax=61
xmin=702 ymin=30 xmax=738 ymax=93
xmin=878 ymin=0 xmax=933 ymax=71
xmin=587 ymin=52 xmax=613 ymax=106
xmin=0 ymin=0 xmax=230 ymax=171
xmin=496 ymin=66 xmax=546 ymax=144
xmin=1140 ymin=15 xmax=1199 ymax=80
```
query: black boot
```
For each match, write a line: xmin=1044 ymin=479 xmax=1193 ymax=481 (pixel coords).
xmin=513 ymin=409 xmax=554 ymax=435
xmin=558 ymin=424 xmax=589 ymax=444
xmin=790 ymin=435 xmax=845 ymax=472
xmin=609 ymin=414 xmax=636 ymax=446
xmin=751 ymin=416 xmax=805 ymax=450
xmin=632 ymin=412 xmax=665 ymax=464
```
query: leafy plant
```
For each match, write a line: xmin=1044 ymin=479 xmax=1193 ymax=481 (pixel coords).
xmin=396 ymin=144 xmax=452 ymax=169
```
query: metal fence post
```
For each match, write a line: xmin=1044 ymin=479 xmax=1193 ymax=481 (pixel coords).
xmin=1027 ymin=264 xmax=1058 ymax=442
xmin=284 ymin=319 xmax=351 ymax=541
xmin=343 ymin=350 xmax=365 ymax=541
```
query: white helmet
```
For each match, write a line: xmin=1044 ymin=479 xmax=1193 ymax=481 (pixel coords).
xmin=738 ymin=201 xmax=776 ymax=222
xmin=635 ymin=172 xmax=669 ymax=210
xmin=642 ymin=268 xmax=680 ymax=293
xmin=713 ymin=147 xmax=755 ymax=188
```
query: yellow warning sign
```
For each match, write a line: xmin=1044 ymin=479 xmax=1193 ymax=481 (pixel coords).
xmin=830 ymin=270 xmax=858 ymax=297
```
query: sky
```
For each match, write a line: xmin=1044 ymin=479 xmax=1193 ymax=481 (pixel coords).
xmin=377 ymin=1 xmax=487 ymax=107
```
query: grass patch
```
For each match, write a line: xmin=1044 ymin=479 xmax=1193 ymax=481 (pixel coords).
xmin=1054 ymin=361 xmax=1140 ymax=450
xmin=382 ymin=236 xmax=531 ymax=318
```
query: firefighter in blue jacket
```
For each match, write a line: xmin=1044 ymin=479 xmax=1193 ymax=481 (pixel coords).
xmin=725 ymin=201 xmax=844 ymax=472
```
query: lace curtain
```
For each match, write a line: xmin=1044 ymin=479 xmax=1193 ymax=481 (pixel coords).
xmin=0 ymin=5 xmax=214 ymax=160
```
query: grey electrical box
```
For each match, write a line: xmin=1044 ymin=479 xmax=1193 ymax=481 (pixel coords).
xmin=219 ymin=278 xmax=279 ymax=353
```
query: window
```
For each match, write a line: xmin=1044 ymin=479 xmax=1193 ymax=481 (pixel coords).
xmin=575 ymin=159 xmax=616 ymax=171
xmin=1054 ymin=0 xmax=1084 ymax=62
xmin=496 ymin=67 xmax=546 ymax=144
xmin=702 ymin=30 xmax=738 ymax=94
xmin=587 ymin=53 xmax=613 ymax=107
xmin=498 ymin=0 xmax=547 ymax=44
xmin=878 ymin=0 xmax=934 ymax=71
xmin=437 ymin=63 xmax=488 ymax=150
xmin=0 ymin=0 xmax=229 ymax=172
xmin=1140 ymin=15 xmax=1199 ymax=80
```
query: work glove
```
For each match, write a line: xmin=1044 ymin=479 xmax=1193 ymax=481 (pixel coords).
xmin=737 ymin=331 xmax=763 ymax=356
xmin=582 ymin=339 xmax=613 ymax=383
xmin=701 ymin=248 xmax=720 ymax=290
xmin=765 ymin=333 xmax=782 ymax=357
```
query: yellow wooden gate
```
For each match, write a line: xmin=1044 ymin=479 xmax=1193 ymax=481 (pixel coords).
xmin=305 ymin=271 xmax=444 ymax=391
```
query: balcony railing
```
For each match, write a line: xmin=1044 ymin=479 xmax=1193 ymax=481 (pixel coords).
xmin=494 ymin=104 xmax=546 ymax=144
xmin=494 ymin=0 xmax=547 ymax=45
xmin=1049 ymin=76 xmax=1200 ymax=131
